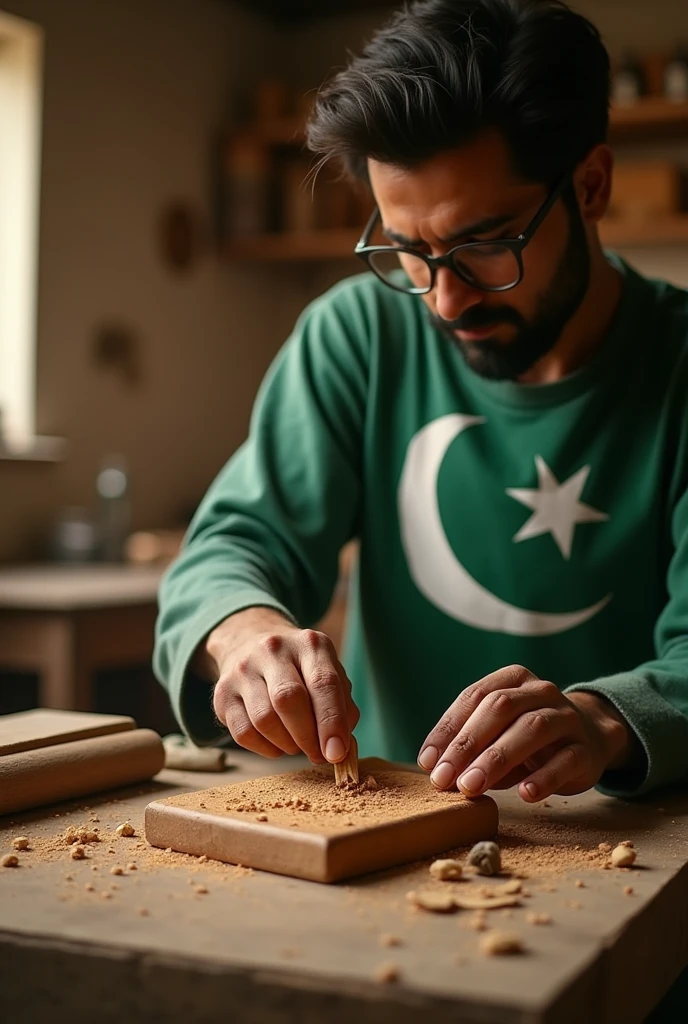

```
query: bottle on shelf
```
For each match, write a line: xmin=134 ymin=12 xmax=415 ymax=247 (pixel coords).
xmin=611 ymin=52 xmax=647 ymax=107
xmin=664 ymin=47 xmax=688 ymax=103
xmin=96 ymin=455 xmax=131 ymax=563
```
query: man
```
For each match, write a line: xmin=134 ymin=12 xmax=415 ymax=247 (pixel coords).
xmin=155 ymin=0 xmax=688 ymax=804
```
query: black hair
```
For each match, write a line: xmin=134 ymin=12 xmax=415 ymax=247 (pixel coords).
xmin=306 ymin=0 xmax=610 ymax=187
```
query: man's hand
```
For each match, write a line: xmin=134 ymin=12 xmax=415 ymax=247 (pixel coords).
xmin=417 ymin=665 xmax=637 ymax=801
xmin=204 ymin=607 xmax=359 ymax=766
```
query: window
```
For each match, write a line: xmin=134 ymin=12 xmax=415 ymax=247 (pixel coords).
xmin=0 ymin=10 xmax=43 ymax=446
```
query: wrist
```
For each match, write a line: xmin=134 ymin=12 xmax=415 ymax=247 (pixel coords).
xmin=568 ymin=690 xmax=636 ymax=771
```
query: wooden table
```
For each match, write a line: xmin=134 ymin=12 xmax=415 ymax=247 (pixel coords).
xmin=0 ymin=564 xmax=164 ymax=710
xmin=1 ymin=751 xmax=687 ymax=1023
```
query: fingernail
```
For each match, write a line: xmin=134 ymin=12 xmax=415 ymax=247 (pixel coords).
xmin=523 ymin=782 xmax=538 ymax=800
xmin=325 ymin=736 xmax=346 ymax=763
xmin=431 ymin=762 xmax=456 ymax=789
xmin=458 ymin=768 xmax=486 ymax=795
xmin=418 ymin=746 xmax=439 ymax=771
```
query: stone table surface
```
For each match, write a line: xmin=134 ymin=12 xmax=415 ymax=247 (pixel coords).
xmin=1 ymin=751 xmax=687 ymax=1024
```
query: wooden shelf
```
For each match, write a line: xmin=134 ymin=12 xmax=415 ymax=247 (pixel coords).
xmin=224 ymin=219 xmax=688 ymax=263
xmin=236 ymin=98 xmax=688 ymax=148
xmin=609 ymin=98 xmax=688 ymax=140
xmin=600 ymin=215 xmax=688 ymax=247
xmin=224 ymin=229 xmax=360 ymax=262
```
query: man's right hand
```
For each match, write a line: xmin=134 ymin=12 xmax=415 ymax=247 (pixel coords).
xmin=203 ymin=607 xmax=359 ymax=766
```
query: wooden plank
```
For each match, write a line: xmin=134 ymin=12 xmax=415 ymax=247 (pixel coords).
xmin=145 ymin=758 xmax=498 ymax=882
xmin=0 ymin=708 xmax=135 ymax=756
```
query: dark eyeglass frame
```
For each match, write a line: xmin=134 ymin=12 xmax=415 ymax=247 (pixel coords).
xmin=354 ymin=174 xmax=571 ymax=294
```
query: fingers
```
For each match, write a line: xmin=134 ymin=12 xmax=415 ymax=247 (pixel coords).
xmin=426 ymin=683 xmax=557 ymax=790
xmin=418 ymin=666 xmax=539 ymax=774
xmin=262 ymin=660 xmax=324 ymax=764
xmin=518 ymin=743 xmax=591 ymax=802
xmin=213 ymin=627 xmax=356 ymax=765
xmin=298 ymin=630 xmax=355 ymax=763
xmin=453 ymin=708 xmax=570 ymax=796
xmin=220 ymin=693 xmax=285 ymax=759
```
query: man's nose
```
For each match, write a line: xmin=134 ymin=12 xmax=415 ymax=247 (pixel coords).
xmin=434 ymin=266 xmax=482 ymax=323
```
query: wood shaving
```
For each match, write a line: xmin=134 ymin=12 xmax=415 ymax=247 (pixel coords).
xmin=429 ymin=858 xmax=463 ymax=881
xmin=373 ymin=962 xmax=399 ymax=983
xmin=480 ymin=931 xmax=525 ymax=956
xmin=407 ymin=889 xmax=456 ymax=913
xmin=468 ymin=911 xmax=487 ymax=931
xmin=64 ymin=827 xmax=100 ymax=846
xmin=611 ymin=845 xmax=637 ymax=868
xmin=1 ymin=854 xmax=19 ymax=868
xmin=526 ymin=912 xmax=552 ymax=925
xmin=116 ymin=822 xmax=136 ymax=838
xmin=454 ymin=894 xmax=521 ymax=910
xmin=12 ymin=837 xmax=30 ymax=851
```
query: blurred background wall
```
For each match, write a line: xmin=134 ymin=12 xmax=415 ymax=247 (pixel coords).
xmin=0 ymin=0 xmax=687 ymax=565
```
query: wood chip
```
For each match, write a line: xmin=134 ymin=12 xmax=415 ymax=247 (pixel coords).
xmin=454 ymin=894 xmax=522 ymax=910
xmin=526 ymin=912 xmax=552 ymax=925
xmin=429 ymin=858 xmax=463 ymax=881
xmin=334 ymin=735 xmax=359 ymax=787
xmin=498 ymin=879 xmax=522 ymax=895
xmin=407 ymin=889 xmax=456 ymax=913
xmin=12 ymin=837 xmax=30 ymax=851
xmin=116 ymin=822 xmax=136 ymax=838
xmin=1 ymin=854 xmax=19 ymax=868
xmin=373 ymin=962 xmax=399 ymax=983
xmin=611 ymin=844 xmax=637 ymax=868
xmin=480 ymin=931 xmax=525 ymax=956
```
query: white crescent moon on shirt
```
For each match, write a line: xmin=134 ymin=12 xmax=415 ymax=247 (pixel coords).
xmin=398 ymin=414 xmax=612 ymax=636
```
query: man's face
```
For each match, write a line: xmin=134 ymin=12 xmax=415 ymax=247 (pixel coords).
xmin=367 ymin=132 xmax=591 ymax=381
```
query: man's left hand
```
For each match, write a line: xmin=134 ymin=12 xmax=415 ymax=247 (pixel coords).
xmin=417 ymin=665 xmax=637 ymax=801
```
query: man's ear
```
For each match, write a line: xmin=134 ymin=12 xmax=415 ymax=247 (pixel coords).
xmin=575 ymin=144 xmax=614 ymax=225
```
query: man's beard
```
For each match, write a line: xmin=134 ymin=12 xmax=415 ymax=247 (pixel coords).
xmin=429 ymin=200 xmax=591 ymax=381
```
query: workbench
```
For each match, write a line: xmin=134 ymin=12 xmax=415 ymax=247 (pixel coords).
xmin=0 ymin=564 xmax=163 ymax=710
xmin=1 ymin=751 xmax=687 ymax=1024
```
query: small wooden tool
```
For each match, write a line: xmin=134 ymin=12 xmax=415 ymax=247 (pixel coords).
xmin=334 ymin=735 xmax=359 ymax=787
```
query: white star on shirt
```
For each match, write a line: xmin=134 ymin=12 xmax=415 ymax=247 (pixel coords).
xmin=506 ymin=456 xmax=609 ymax=561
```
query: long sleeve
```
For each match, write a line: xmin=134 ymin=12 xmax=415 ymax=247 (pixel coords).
xmin=154 ymin=280 xmax=371 ymax=745
xmin=566 ymin=483 xmax=688 ymax=797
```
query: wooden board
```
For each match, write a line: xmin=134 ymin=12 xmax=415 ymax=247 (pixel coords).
xmin=145 ymin=757 xmax=498 ymax=882
xmin=0 ymin=708 xmax=135 ymax=756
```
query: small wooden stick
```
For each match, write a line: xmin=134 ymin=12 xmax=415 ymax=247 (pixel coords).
xmin=334 ymin=735 xmax=359 ymax=787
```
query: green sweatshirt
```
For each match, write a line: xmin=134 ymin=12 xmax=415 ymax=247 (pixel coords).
xmin=154 ymin=255 xmax=688 ymax=798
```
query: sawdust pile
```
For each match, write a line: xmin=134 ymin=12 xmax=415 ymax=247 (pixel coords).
xmin=165 ymin=767 xmax=477 ymax=833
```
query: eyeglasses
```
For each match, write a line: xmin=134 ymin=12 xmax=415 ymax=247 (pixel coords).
xmin=355 ymin=175 xmax=571 ymax=294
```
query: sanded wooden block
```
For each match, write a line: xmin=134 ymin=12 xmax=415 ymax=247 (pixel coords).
xmin=145 ymin=757 xmax=498 ymax=883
